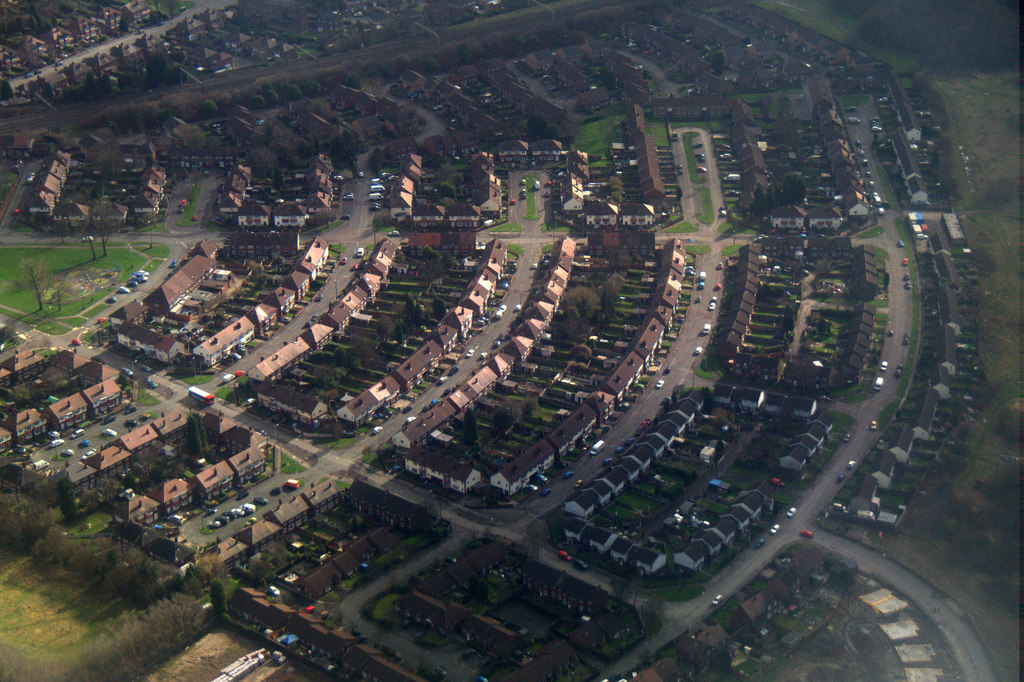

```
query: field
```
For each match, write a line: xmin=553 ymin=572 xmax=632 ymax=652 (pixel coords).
xmin=0 ymin=551 xmax=128 ymax=661
xmin=574 ymin=110 xmax=622 ymax=159
xmin=0 ymin=245 xmax=163 ymax=319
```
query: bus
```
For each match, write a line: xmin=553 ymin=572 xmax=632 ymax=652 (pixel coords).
xmin=188 ymin=386 xmax=215 ymax=406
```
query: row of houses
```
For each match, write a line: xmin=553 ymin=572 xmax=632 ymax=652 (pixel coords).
xmin=807 ymin=74 xmax=871 ymax=217
xmin=768 ymin=204 xmax=844 ymax=232
xmin=578 ymin=199 xmax=657 ymax=230
xmin=342 ymin=238 xmax=506 ymax=428
xmin=193 ymin=237 xmax=328 ymax=370
xmin=24 ymin=152 xmax=72 ymax=215
xmin=112 ymin=410 xmax=268 ymax=526
xmin=230 ymin=587 xmax=427 ymax=682
xmin=560 ymin=149 xmax=591 ymax=215
xmin=491 ymin=239 xmax=688 ymax=496
xmin=563 ymin=393 xmax=703 ymax=526
xmin=389 ymin=239 xmax=522 ymax=453
xmin=674 ymin=482 xmax=778 ymax=573
xmin=495 ymin=138 xmax=565 ymax=166
xmin=215 ymin=479 xmax=344 ymax=569
xmin=716 ymin=243 xmax=762 ymax=361
xmin=776 ymin=415 xmax=834 ymax=471
xmin=394 ymin=591 xmax=522 ymax=656
xmin=625 ymin=104 xmax=666 ymax=210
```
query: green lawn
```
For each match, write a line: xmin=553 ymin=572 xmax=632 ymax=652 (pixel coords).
xmin=179 ymin=184 xmax=202 ymax=226
xmin=682 ymin=131 xmax=706 ymax=184
xmin=506 ymin=244 xmax=525 ymax=257
xmin=137 ymin=390 xmax=160 ymax=406
xmin=0 ymin=550 xmax=129 ymax=661
xmin=664 ymin=221 xmax=697 ymax=233
xmin=649 ymin=583 xmax=704 ymax=601
xmin=524 ymin=174 xmax=538 ymax=220
xmin=857 ymin=226 xmax=884 ymax=238
xmin=175 ymin=373 xmax=214 ymax=386
xmin=0 ymin=246 xmax=149 ymax=316
xmin=280 ymin=455 xmax=306 ymax=474
xmin=696 ymin=187 xmax=715 ymax=223
xmin=721 ymin=244 xmax=741 ymax=257
xmin=137 ymin=244 xmax=170 ymax=258
xmin=686 ymin=244 xmax=711 ymax=256
xmin=490 ymin=222 xmax=522 ymax=233
xmin=574 ymin=112 xmax=622 ymax=158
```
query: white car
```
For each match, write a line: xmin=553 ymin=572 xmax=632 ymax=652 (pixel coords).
xmin=879 ymin=361 xmax=888 ymax=372
xmin=770 ymin=524 xmax=780 ymax=535
xmin=465 ymin=348 xmax=475 ymax=357
xmin=371 ymin=426 xmax=383 ymax=434
xmin=655 ymin=379 xmax=665 ymax=389
xmin=102 ymin=428 xmax=118 ymax=438
xmin=711 ymin=594 xmax=723 ymax=606
xmin=48 ymin=430 xmax=61 ymax=439
xmin=71 ymin=429 xmax=84 ymax=438
xmin=515 ymin=304 xmax=522 ymax=311
xmin=693 ymin=346 xmax=703 ymax=355
xmin=786 ymin=507 xmax=796 ymax=518
xmin=221 ymin=373 xmax=234 ymax=384
xmin=50 ymin=439 xmax=64 ymax=448
xmin=708 ymin=301 xmax=716 ymax=311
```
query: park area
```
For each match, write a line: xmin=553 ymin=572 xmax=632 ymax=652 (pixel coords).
xmin=0 ymin=244 xmax=166 ymax=334
xmin=0 ymin=550 xmax=128 ymax=663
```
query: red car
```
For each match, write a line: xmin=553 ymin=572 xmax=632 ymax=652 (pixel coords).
xmin=234 ymin=370 xmax=245 ymax=377
xmin=96 ymin=317 xmax=107 ymax=323
xmin=303 ymin=605 xmax=315 ymax=613
xmin=340 ymin=256 xmax=348 ymax=264
xmin=509 ymin=199 xmax=516 ymax=206
xmin=70 ymin=338 xmax=82 ymax=346
xmin=713 ymin=283 xmax=722 ymax=290
xmin=799 ymin=530 xmax=814 ymax=539
xmin=558 ymin=550 xmax=572 ymax=561
xmin=770 ymin=477 xmax=786 ymax=487
xmin=902 ymin=257 xmax=909 ymax=266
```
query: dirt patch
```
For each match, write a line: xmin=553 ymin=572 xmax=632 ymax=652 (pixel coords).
xmin=147 ymin=630 xmax=322 ymax=682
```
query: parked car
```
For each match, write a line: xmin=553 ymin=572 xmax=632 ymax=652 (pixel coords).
xmin=799 ymin=530 xmax=814 ymax=538
xmin=786 ymin=507 xmax=796 ymax=518
xmin=558 ymin=550 xmax=572 ymax=561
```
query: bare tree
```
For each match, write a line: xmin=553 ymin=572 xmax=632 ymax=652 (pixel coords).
xmin=89 ymin=201 xmax=124 ymax=257
xmin=21 ymin=258 xmax=48 ymax=311
xmin=50 ymin=276 xmax=72 ymax=312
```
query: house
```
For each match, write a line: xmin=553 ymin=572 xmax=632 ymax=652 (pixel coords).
xmin=564 ymin=489 xmax=599 ymax=519
xmin=237 ymin=201 xmax=272 ymax=228
xmin=263 ymin=496 xmax=310 ymax=533
xmin=628 ymin=545 xmax=666 ymax=575
xmin=255 ymin=382 xmax=328 ymax=427
xmin=146 ymin=478 xmax=192 ymax=515
xmin=403 ymin=448 xmax=481 ymax=494
xmin=43 ymin=393 xmax=89 ymax=431
xmin=0 ymin=349 xmax=47 ymax=382
xmin=273 ymin=202 xmax=308 ymax=228
xmin=580 ymin=525 xmax=618 ymax=554
xmin=518 ymin=558 xmax=606 ymax=613
xmin=114 ymin=495 xmax=160 ymax=525
xmin=80 ymin=379 xmax=122 ymax=416
xmin=348 ymin=480 xmax=425 ymax=530
xmin=872 ymin=452 xmax=896 ymax=489
xmin=116 ymin=324 xmax=185 ymax=362
xmin=195 ymin=316 xmax=255 ymax=368
xmin=3 ymin=409 xmax=47 ymax=444
xmin=109 ymin=302 xmax=149 ymax=328
xmin=192 ymin=461 xmax=236 ymax=500
xmin=499 ymin=640 xmax=578 ymax=682
xmin=730 ymin=591 xmax=778 ymax=633
xmin=234 ymin=520 xmax=282 ymax=555
xmin=227 ymin=446 xmax=267 ymax=486
xmin=674 ymin=543 xmax=707 ymax=572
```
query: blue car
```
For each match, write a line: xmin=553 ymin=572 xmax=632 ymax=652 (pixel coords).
xmin=540 ymin=487 xmax=552 ymax=497
xmin=79 ymin=439 xmax=90 ymax=448
xmin=562 ymin=470 xmax=574 ymax=480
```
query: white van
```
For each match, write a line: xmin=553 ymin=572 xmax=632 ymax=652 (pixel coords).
xmin=355 ymin=247 xmax=365 ymax=258
xmin=589 ymin=440 xmax=606 ymax=456
xmin=368 ymin=192 xmax=382 ymax=201
xmin=873 ymin=377 xmax=884 ymax=391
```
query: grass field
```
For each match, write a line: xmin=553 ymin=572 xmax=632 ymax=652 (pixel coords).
xmin=0 ymin=246 xmax=149 ymax=316
xmin=280 ymin=454 xmax=306 ymax=474
xmin=524 ymin=174 xmax=538 ymax=220
xmin=574 ymin=111 xmax=622 ymax=159
xmin=0 ymin=551 xmax=128 ymax=661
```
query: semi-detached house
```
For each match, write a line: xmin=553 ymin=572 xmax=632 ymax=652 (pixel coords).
xmin=195 ymin=316 xmax=255 ymax=368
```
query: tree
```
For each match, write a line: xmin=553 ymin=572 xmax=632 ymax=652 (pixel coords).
xmin=50 ymin=277 xmax=72 ymax=312
xmin=0 ymin=79 xmax=12 ymax=100
xmin=376 ymin=314 xmax=396 ymax=343
xmin=432 ymin=296 xmax=446 ymax=320
xmin=344 ymin=73 xmax=361 ymax=89
xmin=90 ymin=201 xmax=123 ymax=256
xmin=21 ymin=258 xmax=48 ymax=311
xmin=200 ymin=99 xmax=218 ymax=117
xmin=437 ymin=180 xmax=456 ymax=201
xmin=709 ymin=50 xmax=726 ymax=74
xmin=185 ymin=413 xmax=205 ymax=458
xmin=300 ymin=78 xmax=321 ymax=97
xmin=210 ymin=579 xmax=227 ymax=616
xmin=56 ymin=477 xmax=77 ymax=523
xmin=463 ymin=408 xmax=478 ymax=447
